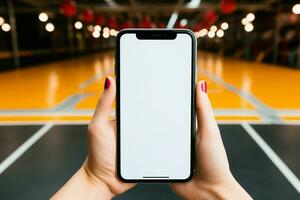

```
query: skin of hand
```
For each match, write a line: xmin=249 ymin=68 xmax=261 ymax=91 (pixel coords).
xmin=170 ymin=81 xmax=252 ymax=200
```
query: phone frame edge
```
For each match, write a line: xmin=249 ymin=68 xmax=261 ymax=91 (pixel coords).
xmin=115 ymin=29 xmax=197 ymax=183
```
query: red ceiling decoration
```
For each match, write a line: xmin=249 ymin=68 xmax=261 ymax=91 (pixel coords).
xmin=220 ymin=0 xmax=237 ymax=15
xmin=60 ymin=0 xmax=77 ymax=17
xmin=82 ymin=9 xmax=94 ymax=23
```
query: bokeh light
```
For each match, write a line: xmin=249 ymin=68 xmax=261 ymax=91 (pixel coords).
xmin=45 ymin=22 xmax=54 ymax=32
xmin=244 ymin=23 xmax=254 ymax=32
xmin=0 ymin=17 xmax=5 ymax=26
xmin=292 ymin=4 xmax=300 ymax=14
xmin=208 ymin=30 xmax=215 ymax=38
xmin=38 ymin=12 xmax=48 ymax=22
xmin=74 ymin=21 xmax=83 ymax=29
xmin=2 ymin=23 xmax=11 ymax=32
xmin=246 ymin=13 xmax=255 ymax=21
xmin=216 ymin=29 xmax=224 ymax=38
xmin=221 ymin=22 xmax=229 ymax=30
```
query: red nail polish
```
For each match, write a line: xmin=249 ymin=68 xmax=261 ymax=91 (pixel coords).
xmin=201 ymin=81 xmax=207 ymax=93
xmin=104 ymin=77 xmax=110 ymax=89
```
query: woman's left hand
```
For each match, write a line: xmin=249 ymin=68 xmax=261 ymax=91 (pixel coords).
xmin=51 ymin=76 xmax=135 ymax=200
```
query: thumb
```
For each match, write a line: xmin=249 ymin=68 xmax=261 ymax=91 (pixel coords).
xmin=195 ymin=80 xmax=231 ymax=176
xmin=196 ymin=80 xmax=219 ymax=137
xmin=92 ymin=76 xmax=116 ymax=122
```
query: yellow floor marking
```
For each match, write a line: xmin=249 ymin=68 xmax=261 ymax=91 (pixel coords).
xmin=1 ymin=51 xmax=300 ymax=123
xmin=198 ymin=75 xmax=253 ymax=109
xmin=215 ymin=115 xmax=261 ymax=121
xmin=0 ymin=52 xmax=114 ymax=109
xmin=281 ymin=116 xmax=300 ymax=122
xmin=200 ymin=52 xmax=300 ymax=109
xmin=76 ymin=94 xmax=100 ymax=109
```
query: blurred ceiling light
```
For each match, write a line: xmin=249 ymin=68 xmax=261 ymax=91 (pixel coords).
xmin=241 ymin=17 xmax=249 ymax=25
xmin=208 ymin=30 xmax=215 ymax=38
xmin=199 ymin=28 xmax=208 ymax=37
xmin=180 ymin=18 xmax=188 ymax=27
xmin=244 ymin=23 xmax=254 ymax=32
xmin=194 ymin=31 xmax=200 ymax=38
xmin=210 ymin=25 xmax=217 ymax=32
xmin=74 ymin=21 xmax=83 ymax=29
xmin=216 ymin=29 xmax=224 ymax=38
xmin=187 ymin=0 xmax=201 ymax=8
xmin=38 ymin=12 xmax=48 ymax=22
xmin=0 ymin=17 xmax=4 ymax=26
xmin=45 ymin=22 xmax=54 ymax=32
xmin=221 ymin=22 xmax=229 ymax=30
xmin=109 ymin=29 xmax=116 ymax=36
xmin=167 ymin=12 xmax=178 ymax=29
xmin=2 ymin=23 xmax=11 ymax=32
xmin=94 ymin=25 xmax=101 ymax=32
xmin=103 ymin=31 xmax=109 ymax=38
xmin=292 ymin=4 xmax=300 ymax=14
xmin=92 ymin=31 xmax=100 ymax=38
xmin=104 ymin=0 xmax=117 ymax=7
xmin=103 ymin=27 xmax=109 ymax=33
xmin=87 ymin=25 xmax=94 ymax=32
xmin=246 ymin=13 xmax=255 ymax=21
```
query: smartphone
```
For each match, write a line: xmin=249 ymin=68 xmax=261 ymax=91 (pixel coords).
xmin=116 ymin=29 xmax=196 ymax=182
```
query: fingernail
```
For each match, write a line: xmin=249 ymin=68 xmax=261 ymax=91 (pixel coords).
xmin=104 ymin=77 xmax=110 ymax=90
xmin=201 ymin=81 xmax=207 ymax=93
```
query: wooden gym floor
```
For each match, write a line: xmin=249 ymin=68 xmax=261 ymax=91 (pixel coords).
xmin=0 ymin=51 xmax=299 ymax=199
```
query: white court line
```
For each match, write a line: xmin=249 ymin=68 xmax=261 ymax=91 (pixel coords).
xmin=0 ymin=122 xmax=54 ymax=175
xmin=241 ymin=122 xmax=300 ymax=193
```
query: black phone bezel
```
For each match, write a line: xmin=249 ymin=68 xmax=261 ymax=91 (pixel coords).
xmin=115 ymin=29 xmax=196 ymax=183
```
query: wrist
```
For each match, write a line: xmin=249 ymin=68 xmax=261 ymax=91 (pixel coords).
xmin=80 ymin=166 xmax=115 ymax=199
xmin=51 ymin=166 xmax=115 ymax=200
xmin=203 ymin=178 xmax=252 ymax=200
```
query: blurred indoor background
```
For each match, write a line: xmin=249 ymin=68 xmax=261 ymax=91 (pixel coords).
xmin=0 ymin=0 xmax=300 ymax=70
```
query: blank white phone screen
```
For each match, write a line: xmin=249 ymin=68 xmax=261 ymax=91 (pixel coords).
xmin=120 ymin=33 xmax=192 ymax=180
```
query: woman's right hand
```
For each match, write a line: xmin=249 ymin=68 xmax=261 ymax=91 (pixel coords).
xmin=170 ymin=81 xmax=253 ymax=200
